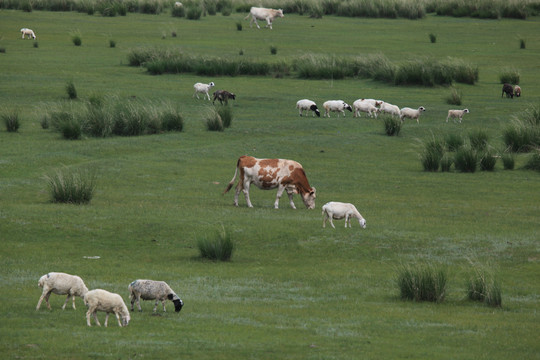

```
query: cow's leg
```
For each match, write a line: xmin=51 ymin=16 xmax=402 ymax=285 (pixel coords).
xmin=242 ymin=182 xmax=253 ymax=208
xmin=274 ymin=186 xmax=285 ymax=209
xmin=234 ymin=182 xmax=242 ymax=207
xmin=285 ymin=188 xmax=296 ymax=209
xmin=345 ymin=214 xmax=350 ymax=228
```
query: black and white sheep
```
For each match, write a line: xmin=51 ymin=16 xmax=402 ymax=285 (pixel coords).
xmin=322 ymin=202 xmax=367 ymax=229
xmin=128 ymin=279 xmax=184 ymax=313
xmin=193 ymin=81 xmax=215 ymax=100
xmin=446 ymin=109 xmax=469 ymax=123
xmin=36 ymin=272 xmax=88 ymax=311
xmin=84 ymin=289 xmax=131 ymax=327
xmin=502 ymin=83 xmax=514 ymax=98
xmin=296 ymin=99 xmax=321 ymax=117
xmin=213 ymin=90 xmax=236 ymax=105
xmin=400 ymin=106 xmax=426 ymax=123
xmin=322 ymin=100 xmax=352 ymax=117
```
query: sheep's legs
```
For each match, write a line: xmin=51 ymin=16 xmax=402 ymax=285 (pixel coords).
xmin=36 ymin=290 xmax=52 ymax=310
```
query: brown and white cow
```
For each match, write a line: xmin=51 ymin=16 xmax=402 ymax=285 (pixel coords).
xmin=223 ymin=156 xmax=316 ymax=209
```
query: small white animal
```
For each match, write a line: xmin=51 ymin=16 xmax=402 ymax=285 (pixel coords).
xmin=36 ymin=272 xmax=88 ymax=310
xmin=352 ymin=99 xmax=381 ymax=118
xmin=84 ymin=289 xmax=130 ymax=327
xmin=400 ymin=106 xmax=426 ymax=123
xmin=322 ymin=202 xmax=366 ymax=229
xmin=379 ymin=102 xmax=401 ymax=118
xmin=244 ymin=7 xmax=284 ymax=30
xmin=296 ymin=99 xmax=321 ymax=117
xmin=20 ymin=28 xmax=36 ymax=40
xmin=446 ymin=109 xmax=469 ymax=123
xmin=322 ymin=100 xmax=353 ymax=117
xmin=193 ymin=82 xmax=215 ymax=100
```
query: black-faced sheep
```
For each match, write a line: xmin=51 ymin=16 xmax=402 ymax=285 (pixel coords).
xmin=193 ymin=82 xmax=215 ymax=100
xmin=322 ymin=100 xmax=353 ymax=117
xmin=84 ymin=289 xmax=130 ymax=327
xmin=36 ymin=272 xmax=88 ymax=311
xmin=213 ymin=90 xmax=236 ymax=105
xmin=296 ymin=99 xmax=321 ymax=117
xmin=129 ymin=280 xmax=184 ymax=313
xmin=446 ymin=109 xmax=469 ymax=123
xmin=502 ymin=83 xmax=514 ymax=98
xmin=322 ymin=202 xmax=367 ymax=229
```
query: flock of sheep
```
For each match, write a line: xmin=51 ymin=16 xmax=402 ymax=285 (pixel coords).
xmin=36 ymin=272 xmax=183 ymax=327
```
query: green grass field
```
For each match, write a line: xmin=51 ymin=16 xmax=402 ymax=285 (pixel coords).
xmin=1 ymin=8 xmax=539 ymax=359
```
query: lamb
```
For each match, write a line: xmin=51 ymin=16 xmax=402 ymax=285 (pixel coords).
xmin=296 ymin=99 xmax=321 ymax=117
xmin=322 ymin=202 xmax=367 ymax=229
xmin=322 ymin=100 xmax=353 ymax=117
xmin=446 ymin=109 xmax=469 ymax=123
xmin=84 ymin=289 xmax=130 ymax=327
xmin=400 ymin=106 xmax=426 ymax=123
xmin=36 ymin=272 xmax=88 ymax=311
xmin=352 ymin=99 xmax=381 ymax=118
xmin=379 ymin=101 xmax=401 ymax=118
xmin=213 ymin=90 xmax=236 ymax=105
xmin=193 ymin=81 xmax=215 ymax=100
xmin=502 ymin=83 xmax=514 ymax=98
xmin=129 ymin=279 xmax=184 ymax=313
xmin=20 ymin=28 xmax=36 ymax=40
xmin=514 ymin=85 xmax=521 ymax=97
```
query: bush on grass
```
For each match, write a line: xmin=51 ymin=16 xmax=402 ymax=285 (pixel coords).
xmin=469 ymin=130 xmax=489 ymax=151
xmin=479 ymin=148 xmax=497 ymax=171
xmin=466 ymin=268 xmax=502 ymax=307
xmin=2 ymin=111 xmax=20 ymax=132
xmin=454 ymin=145 xmax=477 ymax=173
xmin=444 ymin=133 xmax=464 ymax=152
xmin=383 ymin=116 xmax=401 ymax=136
xmin=65 ymin=80 xmax=77 ymax=99
xmin=45 ymin=167 xmax=96 ymax=204
xmin=216 ymin=105 xmax=233 ymax=128
xmin=197 ymin=226 xmax=234 ymax=261
xmin=524 ymin=149 xmax=540 ymax=172
xmin=420 ymin=136 xmax=445 ymax=172
xmin=397 ymin=263 xmax=447 ymax=303
xmin=499 ymin=68 xmax=520 ymax=84
xmin=445 ymin=86 xmax=462 ymax=106
xmin=205 ymin=108 xmax=224 ymax=131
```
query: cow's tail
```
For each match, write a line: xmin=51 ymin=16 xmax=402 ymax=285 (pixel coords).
xmin=222 ymin=163 xmax=239 ymax=195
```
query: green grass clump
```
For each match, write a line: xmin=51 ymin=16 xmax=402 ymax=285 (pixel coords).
xmin=216 ymin=105 xmax=233 ymax=128
xmin=467 ymin=268 xmax=502 ymax=307
xmin=161 ymin=109 xmax=184 ymax=132
xmin=454 ymin=145 xmax=478 ymax=173
xmin=186 ymin=4 xmax=203 ymax=19
xmin=109 ymin=39 xmax=116 ymax=48
xmin=469 ymin=130 xmax=489 ymax=151
xmin=270 ymin=45 xmax=277 ymax=55
xmin=499 ymin=68 xmax=520 ymax=84
xmin=72 ymin=34 xmax=82 ymax=46
xmin=524 ymin=149 xmax=540 ymax=171
xmin=444 ymin=133 xmax=464 ymax=151
xmin=397 ymin=263 xmax=447 ymax=303
xmin=382 ymin=116 xmax=401 ymax=136
xmin=50 ymin=110 xmax=82 ymax=140
xmin=44 ymin=167 xmax=96 ymax=204
xmin=205 ymin=108 xmax=224 ymax=131
xmin=503 ymin=104 xmax=540 ymax=152
xmin=172 ymin=4 xmax=185 ymax=17
xmin=520 ymin=38 xmax=526 ymax=49
xmin=429 ymin=33 xmax=437 ymax=43
xmin=420 ymin=136 xmax=445 ymax=171
xmin=197 ymin=227 xmax=234 ymax=261
xmin=501 ymin=150 xmax=515 ymax=170
xmin=445 ymin=87 xmax=462 ymax=105
xmin=479 ymin=148 xmax=497 ymax=171
xmin=440 ymin=152 xmax=453 ymax=172
xmin=65 ymin=80 xmax=77 ymax=99
xmin=2 ymin=111 xmax=20 ymax=132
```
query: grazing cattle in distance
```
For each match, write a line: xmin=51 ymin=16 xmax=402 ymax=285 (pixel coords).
xmin=223 ymin=155 xmax=316 ymax=209
xmin=245 ymin=7 xmax=284 ymax=30
xmin=20 ymin=28 xmax=36 ymax=39
xmin=213 ymin=90 xmax=236 ymax=105
xmin=502 ymin=83 xmax=514 ymax=98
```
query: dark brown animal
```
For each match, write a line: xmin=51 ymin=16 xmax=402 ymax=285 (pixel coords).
xmin=502 ymin=83 xmax=514 ymax=98
xmin=212 ymin=90 xmax=236 ymax=105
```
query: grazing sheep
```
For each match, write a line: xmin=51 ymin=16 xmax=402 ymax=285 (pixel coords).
xmin=322 ymin=100 xmax=353 ymax=117
xmin=174 ymin=1 xmax=183 ymax=7
xmin=379 ymin=101 xmax=401 ymax=118
xmin=502 ymin=83 xmax=514 ymax=98
xmin=20 ymin=28 xmax=36 ymax=40
xmin=129 ymin=280 xmax=184 ymax=313
xmin=400 ymin=106 xmax=426 ymax=123
xmin=193 ymin=82 xmax=215 ymax=100
xmin=296 ymin=99 xmax=321 ymax=117
xmin=36 ymin=272 xmax=88 ymax=311
xmin=514 ymin=85 xmax=521 ymax=97
xmin=322 ymin=202 xmax=366 ymax=229
xmin=446 ymin=109 xmax=470 ymax=123
xmin=84 ymin=289 xmax=130 ymax=327
xmin=213 ymin=90 xmax=236 ymax=105
xmin=352 ymin=99 xmax=380 ymax=118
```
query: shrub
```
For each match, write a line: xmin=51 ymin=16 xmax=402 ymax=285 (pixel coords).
xmin=161 ymin=109 xmax=184 ymax=132
xmin=82 ymin=104 xmax=112 ymax=137
xmin=520 ymin=38 xmax=526 ymax=49
xmin=270 ymin=45 xmax=277 ymax=55
xmin=467 ymin=268 xmax=502 ymax=307
xmin=205 ymin=108 xmax=224 ymax=131
xmin=420 ymin=136 xmax=445 ymax=172
xmin=397 ymin=263 xmax=447 ymax=303
xmin=197 ymin=226 xmax=234 ymax=261
xmin=501 ymin=150 xmax=515 ymax=170
xmin=72 ymin=34 xmax=82 ymax=46
xmin=469 ymin=130 xmax=488 ymax=151
xmin=40 ymin=115 xmax=50 ymax=129
xmin=454 ymin=145 xmax=477 ymax=173
xmin=217 ymin=105 xmax=233 ymax=128
xmin=65 ymin=80 xmax=77 ymax=99
xmin=479 ymin=148 xmax=497 ymax=171
xmin=499 ymin=68 xmax=520 ymax=84
xmin=440 ymin=153 xmax=453 ymax=172
xmin=2 ymin=111 xmax=20 ymax=132
xmin=45 ymin=167 xmax=96 ymax=204
xmin=444 ymin=133 xmax=464 ymax=152
xmin=171 ymin=5 xmax=185 ymax=17
xmin=503 ymin=109 xmax=540 ymax=152
xmin=524 ymin=149 xmax=540 ymax=172
xmin=236 ymin=21 xmax=242 ymax=31
xmin=33 ymin=41 xmax=39 ymax=48
xmin=382 ymin=116 xmax=401 ymax=136
xmin=429 ymin=33 xmax=436 ymax=43
xmin=445 ymin=86 xmax=462 ymax=106
xmin=186 ymin=4 xmax=202 ymax=19
xmin=109 ymin=39 xmax=116 ymax=48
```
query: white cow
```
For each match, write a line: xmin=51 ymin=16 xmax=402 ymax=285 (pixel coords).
xmin=245 ymin=7 xmax=284 ymax=30
xmin=20 ymin=28 xmax=36 ymax=40
xmin=322 ymin=202 xmax=366 ymax=229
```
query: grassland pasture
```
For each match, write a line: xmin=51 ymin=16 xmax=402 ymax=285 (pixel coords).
xmin=1 ymin=7 xmax=539 ymax=359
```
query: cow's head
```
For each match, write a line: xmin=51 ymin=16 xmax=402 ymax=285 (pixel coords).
xmin=301 ymin=187 xmax=316 ymax=209
xmin=277 ymin=9 xmax=284 ymax=17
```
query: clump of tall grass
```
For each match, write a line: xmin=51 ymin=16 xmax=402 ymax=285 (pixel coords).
xmin=479 ymin=148 xmax=497 ymax=171
xmin=395 ymin=57 xmax=478 ymax=86
xmin=171 ymin=3 xmax=185 ymax=17
xmin=469 ymin=130 xmax=489 ymax=151
xmin=109 ymin=39 xmax=116 ymax=48
xmin=161 ymin=108 xmax=184 ymax=132
xmin=205 ymin=107 xmax=224 ymax=131
xmin=72 ymin=34 xmax=82 ymax=46
xmin=524 ymin=148 xmax=540 ymax=172
xmin=445 ymin=86 xmax=462 ymax=105
xmin=216 ymin=105 xmax=233 ymax=128
xmin=2 ymin=111 xmax=21 ymax=132
xmin=186 ymin=3 xmax=203 ymax=19
xmin=65 ymin=80 xmax=77 ymax=99
xmin=382 ymin=116 xmax=401 ymax=136
xmin=49 ymin=110 xmax=82 ymax=140
xmin=236 ymin=21 xmax=242 ymax=30
xmin=466 ymin=267 xmax=502 ymax=307
xmin=0 ymin=47 xmax=6 ymax=53
xmin=44 ymin=167 xmax=96 ymax=204
xmin=454 ymin=144 xmax=477 ymax=173
xmin=33 ymin=41 xmax=38 ymax=48
xmin=83 ymin=103 xmax=112 ymax=137
xmin=419 ymin=136 xmax=445 ymax=171
xmin=501 ymin=149 xmax=515 ymax=170
xmin=397 ymin=263 xmax=447 ymax=303
xmin=429 ymin=33 xmax=437 ymax=43
xmin=499 ymin=68 xmax=520 ymax=84
xmin=440 ymin=153 xmax=453 ymax=172
xmin=197 ymin=226 xmax=234 ymax=261
xmin=270 ymin=45 xmax=277 ymax=55
xmin=503 ymin=105 xmax=540 ymax=152
xmin=520 ymin=38 xmax=526 ymax=49
xmin=444 ymin=133 xmax=464 ymax=152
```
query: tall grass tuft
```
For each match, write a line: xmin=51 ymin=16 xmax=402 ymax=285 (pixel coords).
xmin=216 ymin=105 xmax=233 ymax=128
xmin=161 ymin=108 xmax=184 ymax=132
xmin=501 ymin=149 xmax=515 ymax=170
xmin=499 ymin=68 xmax=520 ymax=84
xmin=520 ymin=38 xmax=526 ymax=49
xmin=429 ymin=33 xmax=437 ymax=43
xmin=50 ymin=110 xmax=82 ymax=140
xmin=382 ymin=116 xmax=401 ymax=136
xmin=45 ymin=167 xmax=96 ymax=204
xmin=270 ymin=45 xmax=277 ymax=55
xmin=469 ymin=130 xmax=489 ymax=151
xmin=454 ymin=144 xmax=477 ymax=173
xmin=205 ymin=107 xmax=224 ymax=131
xmin=2 ymin=111 xmax=21 ymax=132
xmin=420 ymin=136 xmax=445 ymax=172
xmin=440 ymin=152 xmax=453 ymax=172
xmin=397 ymin=263 xmax=447 ymax=303
xmin=197 ymin=226 xmax=234 ymax=261
xmin=72 ymin=34 xmax=82 ymax=46
xmin=445 ymin=86 xmax=462 ymax=105
xmin=479 ymin=148 xmax=497 ymax=171
xmin=236 ymin=21 xmax=242 ymax=31
xmin=466 ymin=267 xmax=502 ymax=307
xmin=65 ymin=80 xmax=78 ymax=99
xmin=109 ymin=39 xmax=116 ymax=48
xmin=172 ymin=4 xmax=185 ymax=17
xmin=524 ymin=149 xmax=540 ymax=172
xmin=444 ymin=133 xmax=464 ymax=152
xmin=186 ymin=3 xmax=203 ymax=19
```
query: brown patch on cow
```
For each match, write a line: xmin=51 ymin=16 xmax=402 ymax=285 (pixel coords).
xmin=288 ymin=167 xmax=312 ymax=195
xmin=239 ymin=155 xmax=257 ymax=169
xmin=259 ymin=158 xmax=279 ymax=168
xmin=289 ymin=165 xmax=294 ymax=171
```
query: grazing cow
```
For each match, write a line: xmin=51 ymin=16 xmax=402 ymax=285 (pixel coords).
xmin=502 ymin=83 xmax=514 ymax=98
xmin=223 ymin=155 xmax=316 ymax=209
xmin=244 ymin=7 xmax=284 ymax=30
xmin=20 ymin=28 xmax=36 ymax=40
xmin=213 ymin=90 xmax=236 ymax=105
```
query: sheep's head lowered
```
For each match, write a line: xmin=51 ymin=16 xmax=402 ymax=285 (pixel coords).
xmin=168 ymin=294 xmax=184 ymax=312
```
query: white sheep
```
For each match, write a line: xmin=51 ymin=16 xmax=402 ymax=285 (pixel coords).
xmin=352 ymin=99 xmax=381 ymax=118
xmin=84 ymin=289 xmax=131 ymax=327
xmin=446 ymin=109 xmax=469 ymax=123
xmin=379 ymin=102 xmax=401 ymax=118
xmin=129 ymin=279 xmax=184 ymax=313
xmin=322 ymin=100 xmax=353 ymax=117
xmin=36 ymin=272 xmax=88 ymax=311
xmin=20 ymin=28 xmax=36 ymax=40
xmin=400 ymin=106 xmax=426 ymax=123
xmin=322 ymin=202 xmax=366 ymax=229
xmin=296 ymin=99 xmax=321 ymax=117
xmin=174 ymin=1 xmax=183 ymax=7
xmin=193 ymin=82 xmax=215 ymax=100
